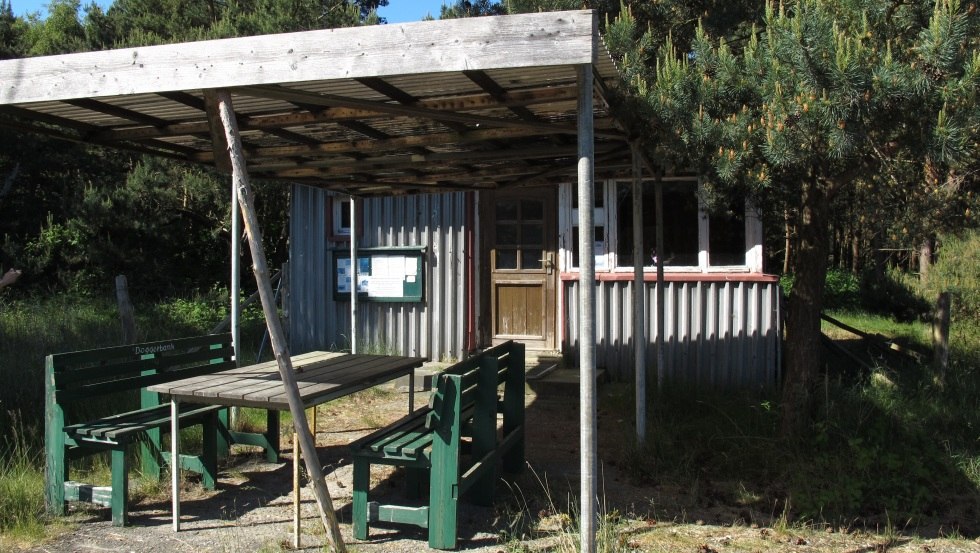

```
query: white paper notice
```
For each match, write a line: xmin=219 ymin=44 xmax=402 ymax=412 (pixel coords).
xmin=357 ymin=276 xmax=371 ymax=293
xmin=405 ymin=257 xmax=418 ymax=276
xmin=369 ymin=277 xmax=404 ymax=297
xmin=337 ymin=258 xmax=351 ymax=293
xmin=390 ymin=256 xmax=406 ymax=278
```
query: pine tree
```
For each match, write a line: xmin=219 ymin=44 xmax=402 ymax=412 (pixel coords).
xmin=631 ymin=0 xmax=979 ymax=433
xmin=0 ymin=0 xmax=24 ymax=58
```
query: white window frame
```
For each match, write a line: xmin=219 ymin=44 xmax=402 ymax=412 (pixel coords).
xmin=559 ymin=179 xmax=763 ymax=274
xmin=331 ymin=196 xmax=352 ymax=238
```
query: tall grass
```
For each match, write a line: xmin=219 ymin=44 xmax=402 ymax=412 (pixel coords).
xmin=0 ymin=289 xmax=269 ymax=541
xmin=0 ymin=413 xmax=46 ymax=542
xmin=615 ymin=243 xmax=980 ymax=532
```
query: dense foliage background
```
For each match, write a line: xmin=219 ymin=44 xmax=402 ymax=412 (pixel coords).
xmin=0 ymin=0 xmax=978 ymax=543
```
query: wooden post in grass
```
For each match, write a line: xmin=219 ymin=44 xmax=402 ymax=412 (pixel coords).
xmin=115 ymin=275 xmax=136 ymax=345
xmin=213 ymin=89 xmax=347 ymax=553
xmin=932 ymin=291 xmax=951 ymax=385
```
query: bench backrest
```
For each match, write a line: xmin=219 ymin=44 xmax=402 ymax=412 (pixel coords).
xmin=425 ymin=340 xmax=524 ymax=437
xmin=46 ymin=334 xmax=235 ymax=410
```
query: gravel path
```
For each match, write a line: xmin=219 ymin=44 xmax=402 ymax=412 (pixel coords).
xmin=21 ymin=384 xmax=980 ymax=553
xmin=26 ymin=386 xmax=586 ymax=553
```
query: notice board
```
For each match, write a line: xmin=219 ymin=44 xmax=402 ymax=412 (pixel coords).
xmin=333 ymin=246 xmax=425 ymax=302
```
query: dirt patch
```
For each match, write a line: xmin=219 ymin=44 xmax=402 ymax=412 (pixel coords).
xmin=19 ymin=383 xmax=980 ymax=552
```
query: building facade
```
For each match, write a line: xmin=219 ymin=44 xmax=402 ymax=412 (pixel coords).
xmin=289 ymin=178 xmax=781 ymax=387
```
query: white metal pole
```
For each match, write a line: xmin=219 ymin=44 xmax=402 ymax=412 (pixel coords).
xmin=576 ymin=64 xmax=597 ymax=553
xmin=631 ymin=144 xmax=646 ymax=444
xmin=170 ymin=399 xmax=180 ymax=531
xmin=231 ymin=187 xmax=241 ymax=362
xmin=349 ymin=196 xmax=357 ymax=355
xmin=230 ymin=166 xmax=241 ymax=429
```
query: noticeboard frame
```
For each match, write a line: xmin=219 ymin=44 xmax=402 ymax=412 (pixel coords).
xmin=331 ymin=246 xmax=426 ymax=303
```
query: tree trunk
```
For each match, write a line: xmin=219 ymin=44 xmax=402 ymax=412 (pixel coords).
xmin=851 ymin=230 xmax=861 ymax=274
xmin=781 ymin=179 xmax=832 ymax=436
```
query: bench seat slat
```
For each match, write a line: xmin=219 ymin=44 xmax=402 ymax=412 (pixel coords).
xmin=65 ymin=403 xmax=223 ymax=442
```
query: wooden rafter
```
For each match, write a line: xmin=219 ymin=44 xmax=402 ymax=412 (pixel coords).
xmin=234 ymin=85 xmax=600 ymax=137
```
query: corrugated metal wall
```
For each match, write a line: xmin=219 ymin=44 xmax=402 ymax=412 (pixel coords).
xmin=564 ymin=279 xmax=781 ymax=387
xmin=288 ymin=184 xmax=468 ymax=361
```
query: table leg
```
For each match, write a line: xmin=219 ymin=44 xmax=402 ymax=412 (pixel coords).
xmin=293 ymin=432 xmax=300 ymax=549
xmin=171 ymin=399 xmax=180 ymax=532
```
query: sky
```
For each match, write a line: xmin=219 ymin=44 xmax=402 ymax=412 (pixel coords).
xmin=11 ymin=0 xmax=454 ymax=22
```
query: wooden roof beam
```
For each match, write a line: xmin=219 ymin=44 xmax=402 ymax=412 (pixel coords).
xmin=92 ymin=84 xmax=586 ymax=143
xmin=234 ymin=85 xmax=600 ymax=137
xmin=247 ymin=142 xmax=621 ymax=173
xmin=463 ymin=70 xmax=539 ymax=122
xmin=63 ymin=98 xmax=170 ymax=127
xmin=189 ymin=126 xmax=566 ymax=163
xmin=355 ymin=76 xmax=470 ymax=134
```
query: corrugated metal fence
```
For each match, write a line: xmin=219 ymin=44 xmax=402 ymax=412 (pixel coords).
xmin=288 ymin=184 xmax=469 ymax=361
xmin=564 ymin=279 xmax=781 ymax=387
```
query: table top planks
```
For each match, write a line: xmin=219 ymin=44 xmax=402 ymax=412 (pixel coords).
xmin=148 ymin=352 xmax=425 ymax=410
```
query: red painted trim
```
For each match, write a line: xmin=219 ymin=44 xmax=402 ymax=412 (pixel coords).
xmin=560 ymin=271 xmax=780 ymax=283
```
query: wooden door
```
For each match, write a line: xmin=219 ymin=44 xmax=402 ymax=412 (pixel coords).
xmin=490 ymin=187 xmax=557 ymax=351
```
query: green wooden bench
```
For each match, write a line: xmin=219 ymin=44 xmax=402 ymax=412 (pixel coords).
xmin=45 ymin=333 xmax=236 ymax=526
xmin=350 ymin=340 xmax=525 ymax=550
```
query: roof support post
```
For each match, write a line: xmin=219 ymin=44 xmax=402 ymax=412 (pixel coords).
xmin=576 ymin=63 xmax=597 ymax=553
xmin=630 ymin=143 xmax=646 ymax=444
xmin=349 ymin=195 xmax=358 ymax=355
xmin=231 ymin=174 xmax=241 ymax=366
xmin=654 ymin=169 xmax=666 ymax=392
xmin=213 ymin=89 xmax=347 ymax=553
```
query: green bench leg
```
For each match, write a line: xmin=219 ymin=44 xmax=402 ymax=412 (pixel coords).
xmin=45 ymin=377 xmax=68 ymax=517
xmin=503 ymin=342 xmax=525 ymax=474
xmin=428 ymin=472 xmax=458 ymax=550
xmin=201 ymin=410 xmax=219 ymax=490
xmin=45 ymin=446 xmax=68 ymax=516
xmin=352 ymin=457 xmax=370 ymax=540
xmin=265 ymin=410 xmax=280 ymax=463
xmin=217 ymin=408 xmax=231 ymax=459
xmin=141 ymin=427 xmax=162 ymax=481
xmin=110 ymin=448 xmax=129 ymax=527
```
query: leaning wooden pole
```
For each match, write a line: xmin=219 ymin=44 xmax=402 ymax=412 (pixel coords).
xmin=214 ymin=90 xmax=347 ymax=553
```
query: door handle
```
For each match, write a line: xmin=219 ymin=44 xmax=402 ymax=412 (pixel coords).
xmin=540 ymin=253 xmax=555 ymax=275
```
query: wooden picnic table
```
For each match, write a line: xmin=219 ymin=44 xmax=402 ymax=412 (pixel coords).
xmin=147 ymin=351 xmax=425 ymax=533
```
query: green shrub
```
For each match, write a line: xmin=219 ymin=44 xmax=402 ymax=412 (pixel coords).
xmin=779 ymin=268 xmax=861 ymax=309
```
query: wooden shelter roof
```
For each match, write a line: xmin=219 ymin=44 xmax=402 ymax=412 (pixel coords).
xmin=0 ymin=10 xmax=630 ymax=195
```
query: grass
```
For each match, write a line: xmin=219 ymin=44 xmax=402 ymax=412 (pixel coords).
xmin=0 ymin=414 xmax=46 ymax=545
xmin=0 ymin=290 xmax=270 ymax=541
xmin=2 ymin=234 xmax=978 ymax=548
